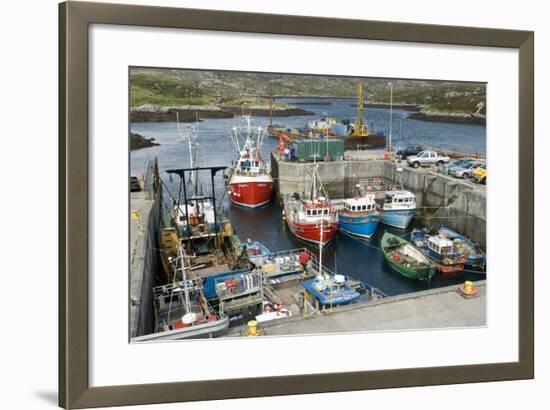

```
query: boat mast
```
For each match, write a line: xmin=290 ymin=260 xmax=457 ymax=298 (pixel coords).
xmin=167 ymin=246 xmax=191 ymax=322
xmin=270 ymin=96 xmax=273 ymax=128
xmin=318 ymin=220 xmax=324 ymax=277
xmin=179 ymin=246 xmax=191 ymax=314
xmin=388 ymin=82 xmax=393 ymax=152
xmin=192 ymin=113 xmax=199 ymax=197
xmin=177 ymin=112 xmax=199 ymax=197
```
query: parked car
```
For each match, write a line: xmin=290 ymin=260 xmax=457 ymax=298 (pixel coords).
xmin=472 ymin=163 xmax=487 ymax=184
xmin=406 ymin=151 xmax=450 ymax=168
xmin=130 ymin=176 xmax=141 ymax=192
xmin=449 ymin=160 xmax=483 ymax=179
xmin=396 ymin=146 xmax=424 ymax=160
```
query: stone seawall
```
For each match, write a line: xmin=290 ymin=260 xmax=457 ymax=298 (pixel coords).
xmin=271 ymin=156 xmax=486 ymax=248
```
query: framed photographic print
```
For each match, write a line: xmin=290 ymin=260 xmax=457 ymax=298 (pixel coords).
xmin=59 ymin=1 xmax=534 ymax=408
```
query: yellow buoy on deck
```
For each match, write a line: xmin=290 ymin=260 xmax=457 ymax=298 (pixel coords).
xmin=246 ymin=320 xmax=260 ymax=337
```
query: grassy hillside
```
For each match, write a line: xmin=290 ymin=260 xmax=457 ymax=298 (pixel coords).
xmin=130 ymin=72 xmax=211 ymax=106
xmin=370 ymin=83 xmax=486 ymax=114
xmin=130 ymin=68 xmax=486 ymax=114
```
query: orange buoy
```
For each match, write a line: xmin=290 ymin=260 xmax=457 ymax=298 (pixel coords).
xmin=458 ymin=281 xmax=478 ymax=298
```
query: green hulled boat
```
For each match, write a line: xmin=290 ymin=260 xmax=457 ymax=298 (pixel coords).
xmin=381 ymin=232 xmax=436 ymax=281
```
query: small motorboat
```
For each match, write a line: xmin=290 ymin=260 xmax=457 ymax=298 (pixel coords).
xmin=438 ymin=227 xmax=486 ymax=269
xmin=381 ymin=232 xmax=436 ymax=281
xmin=243 ymin=240 xmax=271 ymax=264
xmin=427 ymin=233 xmax=468 ymax=274
xmin=410 ymin=228 xmax=430 ymax=249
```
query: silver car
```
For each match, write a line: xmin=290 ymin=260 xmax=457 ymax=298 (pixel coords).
xmin=449 ymin=160 xmax=483 ymax=179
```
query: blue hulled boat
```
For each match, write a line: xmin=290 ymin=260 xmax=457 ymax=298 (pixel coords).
xmin=338 ymin=194 xmax=380 ymax=238
xmin=380 ymin=190 xmax=416 ymax=229
xmin=438 ymin=227 xmax=486 ymax=269
xmin=302 ymin=274 xmax=361 ymax=307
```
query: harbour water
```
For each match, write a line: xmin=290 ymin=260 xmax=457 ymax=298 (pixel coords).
xmin=130 ymin=98 xmax=486 ymax=296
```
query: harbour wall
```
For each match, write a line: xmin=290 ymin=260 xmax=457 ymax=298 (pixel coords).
xmin=271 ymin=155 xmax=486 ymax=248
xmin=129 ymin=160 xmax=162 ymax=338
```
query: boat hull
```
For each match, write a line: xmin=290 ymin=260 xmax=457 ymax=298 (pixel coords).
xmin=381 ymin=232 xmax=436 ymax=281
xmin=380 ymin=208 xmax=415 ymax=229
xmin=131 ymin=316 xmax=230 ymax=341
xmin=286 ymin=219 xmax=338 ymax=245
xmin=229 ymin=176 xmax=273 ymax=208
xmin=338 ymin=213 xmax=380 ymax=238
xmin=383 ymin=253 xmax=435 ymax=280
xmin=435 ymin=262 xmax=465 ymax=274
xmin=428 ymin=249 xmax=466 ymax=274
xmin=438 ymin=227 xmax=486 ymax=268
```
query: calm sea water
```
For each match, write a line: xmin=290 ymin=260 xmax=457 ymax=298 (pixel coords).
xmin=130 ymin=98 xmax=486 ymax=296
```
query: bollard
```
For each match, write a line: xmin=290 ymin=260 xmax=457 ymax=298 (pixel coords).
xmin=458 ymin=280 xmax=478 ymax=298
xmin=246 ymin=320 xmax=260 ymax=337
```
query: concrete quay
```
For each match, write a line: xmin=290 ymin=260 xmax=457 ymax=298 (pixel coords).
xmin=226 ymin=281 xmax=486 ymax=337
xmin=129 ymin=157 xmax=164 ymax=339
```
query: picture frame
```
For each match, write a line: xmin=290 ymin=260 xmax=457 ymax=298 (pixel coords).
xmin=59 ymin=1 xmax=534 ymax=408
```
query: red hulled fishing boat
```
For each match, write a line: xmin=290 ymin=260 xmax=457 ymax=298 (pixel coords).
xmin=283 ymin=165 xmax=338 ymax=246
xmin=228 ymin=116 xmax=273 ymax=208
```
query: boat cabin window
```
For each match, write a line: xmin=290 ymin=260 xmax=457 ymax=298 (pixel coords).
xmin=324 ymin=209 xmax=329 ymax=215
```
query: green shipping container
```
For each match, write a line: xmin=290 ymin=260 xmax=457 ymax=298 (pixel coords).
xmin=294 ymin=139 xmax=344 ymax=162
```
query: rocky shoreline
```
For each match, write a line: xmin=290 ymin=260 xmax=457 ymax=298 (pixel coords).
xmin=407 ymin=112 xmax=486 ymax=125
xmin=350 ymin=102 xmax=421 ymax=112
xmin=130 ymin=104 xmax=314 ymax=122
xmin=292 ymin=101 xmax=332 ymax=106
xmin=130 ymin=133 xmax=160 ymax=150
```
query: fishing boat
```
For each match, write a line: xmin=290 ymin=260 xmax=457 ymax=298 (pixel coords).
xmin=427 ymin=234 xmax=468 ymax=274
xmin=410 ymin=228 xmax=430 ymax=248
xmin=379 ymin=190 xmax=416 ymax=229
xmin=283 ymin=165 xmax=338 ymax=245
xmin=243 ymin=239 xmax=270 ymax=264
xmin=381 ymin=232 xmax=436 ymax=281
xmin=133 ymin=246 xmax=230 ymax=341
xmin=301 ymin=222 xmax=361 ymax=308
xmin=438 ymin=227 xmax=486 ymax=269
xmin=302 ymin=274 xmax=361 ymax=307
xmin=162 ymin=165 xmax=252 ymax=300
xmin=228 ymin=116 xmax=273 ymax=208
xmin=159 ymin=118 xmax=252 ymax=301
xmin=338 ymin=192 xmax=380 ymax=238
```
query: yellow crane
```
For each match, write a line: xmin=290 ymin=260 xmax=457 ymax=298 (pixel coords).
xmin=352 ymin=82 xmax=369 ymax=137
